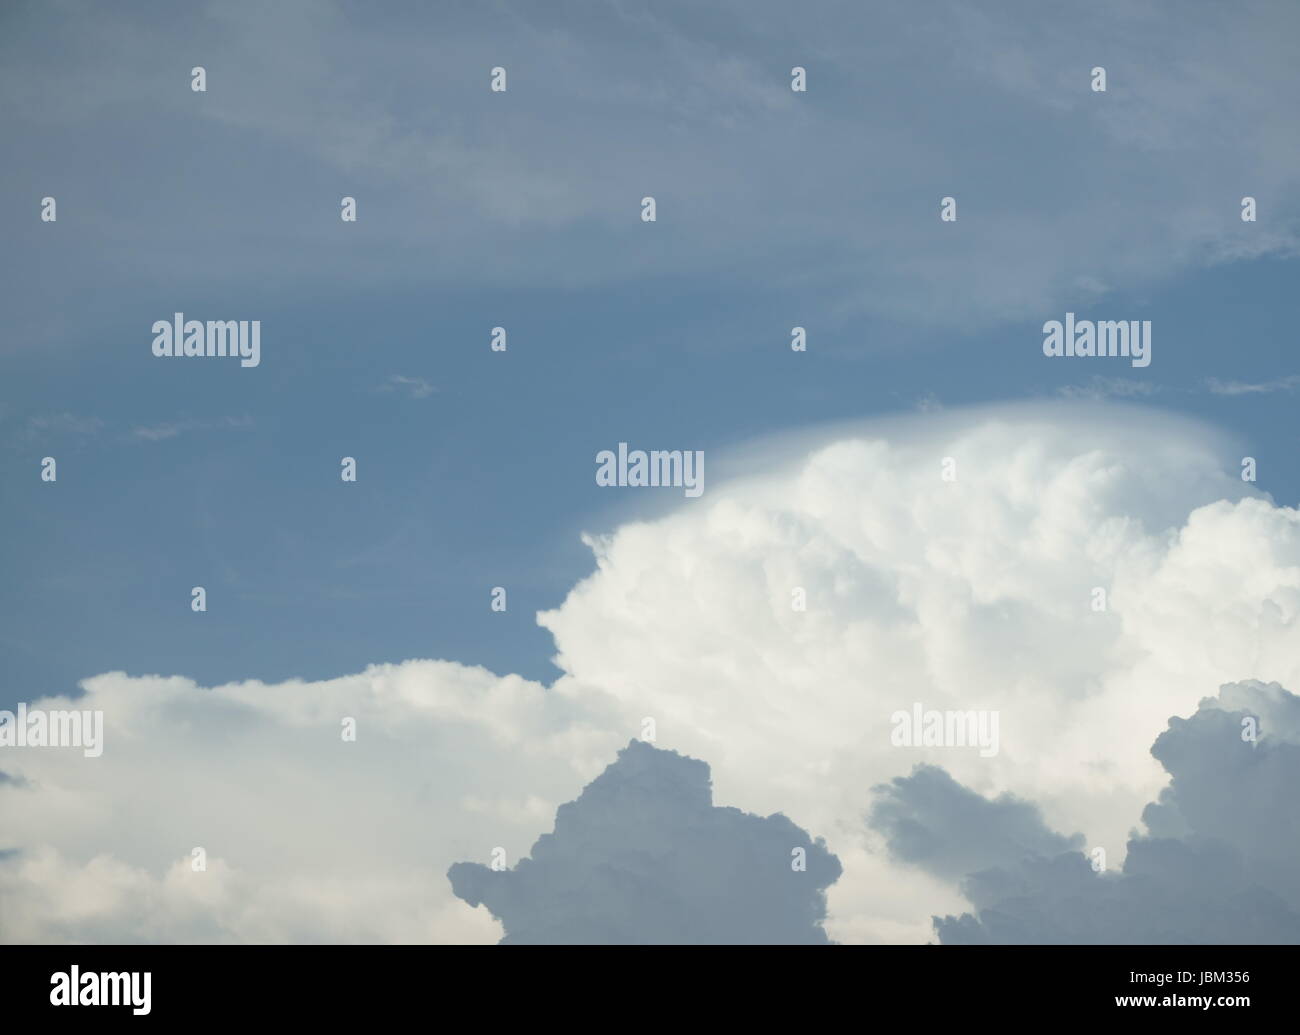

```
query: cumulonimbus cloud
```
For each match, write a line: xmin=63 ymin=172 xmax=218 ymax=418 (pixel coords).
xmin=2 ymin=403 xmax=1297 ymax=942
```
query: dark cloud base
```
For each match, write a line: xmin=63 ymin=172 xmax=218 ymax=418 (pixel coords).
xmin=446 ymin=681 xmax=1297 ymax=944
xmin=448 ymin=739 xmax=841 ymax=944
xmin=870 ymin=680 xmax=1300 ymax=944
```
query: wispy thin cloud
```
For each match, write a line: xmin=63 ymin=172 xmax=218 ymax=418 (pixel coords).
xmin=25 ymin=413 xmax=105 ymax=437
xmin=129 ymin=416 xmax=254 ymax=442
xmin=377 ymin=375 xmax=435 ymax=399
xmin=1204 ymin=375 xmax=1300 ymax=396
xmin=1056 ymin=377 xmax=1159 ymax=401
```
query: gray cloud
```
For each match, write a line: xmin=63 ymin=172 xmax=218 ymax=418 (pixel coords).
xmin=869 ymin=764 xmax=1084 ymax=883
xmin=937 ymin=836 xmax=1300 ymax=945
xmin=1140 ymin=679 xmax=1300 ymax=909
xmin=448 ymin=739 xmax=842 ymax=944
xmin=870 ymin=680 xmax=1300 ymax=943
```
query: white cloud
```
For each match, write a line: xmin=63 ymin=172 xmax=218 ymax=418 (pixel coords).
xmin=0 ymin=662 xmax=627 ymax=943
xmin=3 ymin=403 xmax=1298 ymax=942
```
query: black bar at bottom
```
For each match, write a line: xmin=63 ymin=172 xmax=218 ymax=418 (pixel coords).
xmin=1 ymin=944 xmax=1291 ymax=1022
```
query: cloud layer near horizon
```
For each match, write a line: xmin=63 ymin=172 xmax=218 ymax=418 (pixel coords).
xmin=2 ymin=404 xmax=1298 ymax=942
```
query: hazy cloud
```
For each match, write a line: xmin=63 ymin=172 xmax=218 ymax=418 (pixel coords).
xmin=5 ymin=0 xmax=1299 ymax=350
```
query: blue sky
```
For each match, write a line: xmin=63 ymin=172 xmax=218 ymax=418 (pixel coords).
xmin=3 ymin=254 xmax=1299 ymax=704
xmin=2 ymin=0 xmax=1299 ymax=707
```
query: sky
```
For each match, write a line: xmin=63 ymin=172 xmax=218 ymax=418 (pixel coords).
xmin=1 ymin=0 xmax=1299 ymax=944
